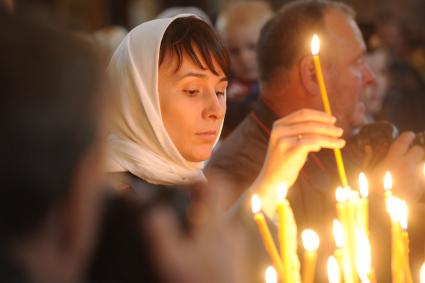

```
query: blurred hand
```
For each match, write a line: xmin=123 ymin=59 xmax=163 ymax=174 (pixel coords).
xmin=251 ymin=109 xmax=345 ymax=216
xmin=372 ymin=132 xmax=425 ymax=202
xmin=146 ymin=205 xmax=246 ymax=283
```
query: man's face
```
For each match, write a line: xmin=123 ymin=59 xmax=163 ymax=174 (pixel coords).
xmin=321 ymin=10 xmax=376 ymax=136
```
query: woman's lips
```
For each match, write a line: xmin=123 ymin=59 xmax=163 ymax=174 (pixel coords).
xmin=196 ymin=131 xmax=217 ymax=141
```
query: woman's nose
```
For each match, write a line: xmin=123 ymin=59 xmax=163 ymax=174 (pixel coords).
xmin=203 ymin=90 xmax=226 ymax=120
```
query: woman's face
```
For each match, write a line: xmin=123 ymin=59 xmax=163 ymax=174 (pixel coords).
xmin=158 ymin=49 xmax=227 ymax=162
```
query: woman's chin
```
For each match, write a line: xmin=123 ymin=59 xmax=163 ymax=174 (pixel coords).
xmin=182 ymin=147 xmax=213 ymax=163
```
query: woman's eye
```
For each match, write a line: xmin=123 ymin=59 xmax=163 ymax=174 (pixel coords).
xmin=216 ymin=91 xmax=225 ymax=97
xmin=184 ymin=90 xmax=200 ymax=96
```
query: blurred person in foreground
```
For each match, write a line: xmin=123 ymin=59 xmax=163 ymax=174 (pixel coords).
xmin=0 ymin=13 xmax=106 ymax=283
xmin=216 ymin=0 xmax=273 ymax=137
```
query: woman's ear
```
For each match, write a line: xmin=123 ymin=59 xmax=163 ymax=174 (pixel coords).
xmin=299 ymin=55 xmax=320 ymax=97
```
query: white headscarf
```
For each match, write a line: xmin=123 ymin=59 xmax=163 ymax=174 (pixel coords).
xmin=106 ymin=15 xmax=223 ymax=186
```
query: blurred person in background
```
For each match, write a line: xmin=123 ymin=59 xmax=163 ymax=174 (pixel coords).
xmin=0 ymin=13 xmax=106 ymax=283
xmin=362 ymin=48 xmax=389 ymax=123
xmin=377 ymin=17 xmax=425 ymax=132
xmin=93 ymin=25 xmax=128 ymax=60
xmin=156 ymin=6 xmax=212 ymax=25
xmin=216 ymin=0 xmax=273 ymax=137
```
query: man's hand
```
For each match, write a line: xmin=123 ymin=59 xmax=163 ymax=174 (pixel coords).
xmin=251 ymin=109 xmax=345 ymax=216
xmin=373 ymin=132 xmax=425 ymax=202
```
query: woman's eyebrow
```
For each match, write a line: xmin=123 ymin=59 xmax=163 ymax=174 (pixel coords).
xmin=178 ymin=72 xmax=227 ymax=82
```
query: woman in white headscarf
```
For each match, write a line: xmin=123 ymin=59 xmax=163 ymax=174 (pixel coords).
xmin=106 ymin=14 xmax=344 ymax=213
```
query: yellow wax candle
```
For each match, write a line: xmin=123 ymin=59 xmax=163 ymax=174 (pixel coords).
xmin=265 ymin=266 xmax=278 ymax=283
xmin=420 ymin=263 xmax=425 ymax=283
xmin=387 ymin=196 xmax=405 ymax=283
xmin=347 ymin=190 xmax=360 ymax=283
xmin=400 ymin=201 xmax=413 ymax=283
xmin=333 ymin=219 xmax=344 ymax=278
xmin=336 ymin=187 xmax=355 ymax=283
xmin=355 ymin=229 xmax=374 ymax=283
xmin=384 ymin=171 xmax=393 ymax=203
xmin=358 ymin=172 xmax=369 ymax=233
xmin=328 ymin=255 xmax=341 ymax=283
xmin=310 ymin=34 xmax=348 ymax=188
xmin=302 ymin=229 xmax=320 ymax=283
xmin=252 ymin=194 xmax=284 ymax=275
xmin=277 ymin=183 xmax=291 ymax=283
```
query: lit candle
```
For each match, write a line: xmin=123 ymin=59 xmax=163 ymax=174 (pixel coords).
xmin=277 ymin=183 xmax=291 ymax=283
xmin=328 ymin=255 xmax=341 ymax=283
xmin=384 ymin=171 xmax=393 ymax=202
xmin=355 ymin=229 xmax=375 ymax=283
xmin=310 ymin=34 xmax=348 ymax=188
xmin=252 ymin=194 xmax=284 ymax=275
xmin=420 ymin=263 xmax=425 ymax=283
xmin=336 ymin=187 xmax=355 ymax=283
xmin=302 ymin=229 xmax=320 ymax=283
xmin=358 ymin=172 xmax=369 ymax=233
xmin=387 ymin=196 xmax=405 ymax=283
xmin=265 ymin=266 xmax=278 ymax=283
xmin=333 ymin=219 xmax=344 ymax=277
xmin=400 ymin=201 xmax=413 ymax=283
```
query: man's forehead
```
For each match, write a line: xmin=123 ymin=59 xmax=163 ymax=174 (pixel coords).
xmin=324 ymin=9 xmax=366 ymax=53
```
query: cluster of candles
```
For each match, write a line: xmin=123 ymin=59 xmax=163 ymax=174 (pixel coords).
xmin=254 ymin=170 xmax=425 ymax=283
xmin=251 ymin=34 xmax=425 ymax=283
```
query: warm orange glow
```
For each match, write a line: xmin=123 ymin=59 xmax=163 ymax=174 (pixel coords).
xmin=359 ymin=172 xmax=369 ymax=198
xmin=333 ymin=219 xmax=344 ymax=248
xmin=384 ymin=171 xmax=393 ymax=192
xmin=251 ymin=194 xmax=261 ymax=214
xmin=327 ymin=256 xmax=341 ymax=283
xmin=265 ymin=266 xmax=277 ymax=283
xmin=277 ymin=182 xmax=288 ymax=200
xmin=302 ymin=229 xmax=320 ymax=252
xmin=355 ymin=229 xmax=372 ymax=281
xmin=311 ymin=34 xmax=320 ymax=55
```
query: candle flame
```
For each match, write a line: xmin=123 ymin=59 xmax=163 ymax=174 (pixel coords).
xmin=350 ymin=190 xmax=360 ymax=202
xmin=265 ymin=266 xmax=277 ymax=283
xmin=359 ymin=172 xmax=369 ymax=198
xmin=277 ymin=182 xmax=288 ymax=200
xmin=333 ymin=219 xmax=344 ymax=248
xmin=336 ymin=186 xmax=349 ymax=202
xmin=302 ymin=229 xmax=320 ymax=252
xmin=251 ymin=194 xmax=261 ymax=214
xmin=355 ymin=229 xmax=372 ymax=281
xmin=420 ymin=263 xmax=425 ymax=283
xmin=311 ymin=34 xmax=320 ymax=55
xmin=327 ymin=256 xmax=340 ymax=283
xmin=386 ymin=196 xmax=403 ymax=223
xmin=384 ymin=171 xmax=393 ymax=192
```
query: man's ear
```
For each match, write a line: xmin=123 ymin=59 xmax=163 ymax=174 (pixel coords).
xmin=299 ymin=55 xmax=320 ymax=96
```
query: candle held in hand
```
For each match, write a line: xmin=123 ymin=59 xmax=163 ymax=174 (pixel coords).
xmin=310 ymin=33 xmax=348 ymax=188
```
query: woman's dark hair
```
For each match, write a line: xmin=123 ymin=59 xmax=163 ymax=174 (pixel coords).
xmin=0 ymin=14 xmax=104 ymax=246
xmin=159 ymin=16 xmax=231 ymax=79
